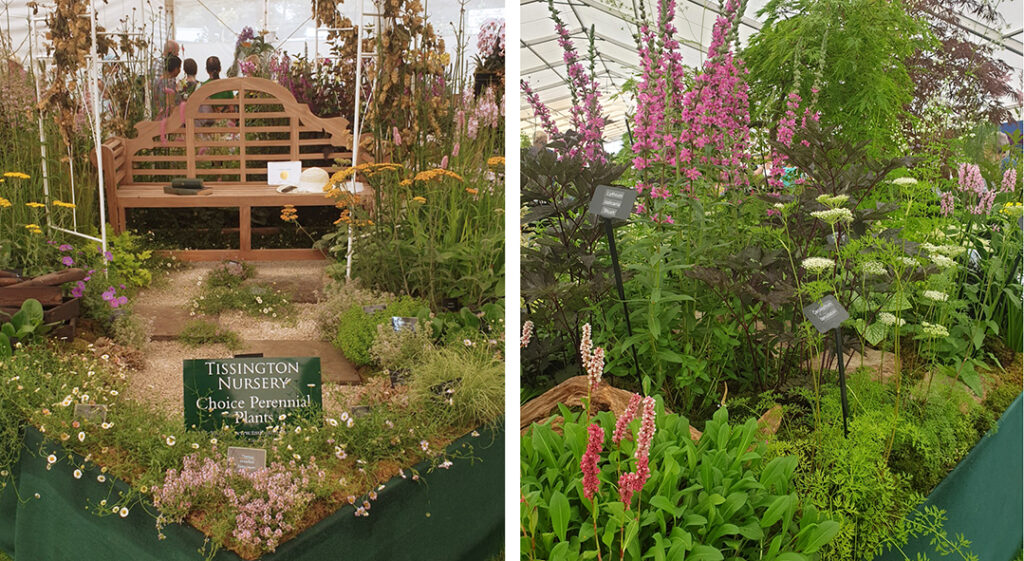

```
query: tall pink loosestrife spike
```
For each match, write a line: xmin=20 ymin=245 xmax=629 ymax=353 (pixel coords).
xmin=520 ymin=320 xmax=534 ymax=349
xmin=521 ymin=80 xmax=560 ymax=139
xmin=612 ymin=393 xmax=642 ymax=445
xmin=581 ymin=423 xmax=605 ymax=499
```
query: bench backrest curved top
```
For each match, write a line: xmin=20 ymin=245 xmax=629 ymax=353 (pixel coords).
xmin=120 ymin=77 xmax=355 ymax=186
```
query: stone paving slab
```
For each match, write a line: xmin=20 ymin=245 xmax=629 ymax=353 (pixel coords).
xmin=236 ymin=340 xmax=362 ymax=385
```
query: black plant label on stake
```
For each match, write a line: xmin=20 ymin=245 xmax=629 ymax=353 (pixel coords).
xmin=588 ymin=185 xmax=637 ymax=221
xmin=802 ymin=295 xmax=849 ymax=334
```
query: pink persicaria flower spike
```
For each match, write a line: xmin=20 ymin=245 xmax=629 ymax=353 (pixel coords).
xmin=581 ymin=423 xmax=604 ymax=499
xmin=587 ymin=347 xmax=604 ymax=394
xmin=618 ymin=396 xmax=657 ymax=508
xmin=520 ymin=320 xmax=534 ymax=349
xmin=612 ymin=393 xmax=642 ymax=445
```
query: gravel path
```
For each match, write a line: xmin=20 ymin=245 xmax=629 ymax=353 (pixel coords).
xmin=127 ymin=260 xmax=357 ymax=416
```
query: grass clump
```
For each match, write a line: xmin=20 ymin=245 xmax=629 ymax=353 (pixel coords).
xmin=409 ymin=346 xmax=504 ymax=428
xmin=178 ymin=319 xmax=241 ymax=350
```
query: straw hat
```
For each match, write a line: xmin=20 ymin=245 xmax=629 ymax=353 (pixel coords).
xmin=278 ymin=167 xmax=330 ymax=193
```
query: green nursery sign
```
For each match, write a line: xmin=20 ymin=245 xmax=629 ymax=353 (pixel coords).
xmin=183 ymin=357 xmax=322 ymax=436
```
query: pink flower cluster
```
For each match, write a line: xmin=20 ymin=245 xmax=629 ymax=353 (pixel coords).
xmin=554 ymin=21 xmax=606 ymax=164
xmin=579 ymin=323 xmax=604 ymax=394
xmin=154 ymin=453 xmax=324 ymax=553
xmin=521 ymin=79 xmax=560 ymax=139
xmin=581 ymin=423 xmax=604 ymax=499
xmin=631 ymin=0 xmax=751 ymax=199
xmin=940 ymin=162 xmax=1012 ymax=217
xmin=617 ymin=396 xmax=656 ymax=508
xmin=477 ymin=20 xmax=506 ymax=62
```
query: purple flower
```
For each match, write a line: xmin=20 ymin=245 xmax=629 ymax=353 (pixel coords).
xmin=101 ymin=287 xmax=116 ymax=302
xmin=61 ymin=256 xmax=75 ymax=267
xmin=104 ymin=251 xmax=114 ymax=262
xmin=71 ymin=281 xmax=86 ymax=298
xmin=58 ymin=244 xmax=73 ymax=251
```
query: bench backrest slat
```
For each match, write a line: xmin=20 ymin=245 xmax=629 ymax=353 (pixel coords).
xmin=121 ymin=77 xmax=355 ymax=186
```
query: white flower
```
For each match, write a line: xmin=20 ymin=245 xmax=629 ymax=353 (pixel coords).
xmin=110 ymin=390 xmax=119 ymax=396
xmin=810 ymin=207 xmax=854 ymax=224
xmin=815 ymin=194 xmax=849 ymax=207
xmin=335 ymin=446 xmax=347 ymax=460
xmin=255 ymin=296 xmax=263 ymax=304
xmin=773 ymin=202 xmax=785 ymax=210
xmin=165 ymin=436 xmax=176 ymax=446
xmin=47 ymin=454 xmax=57 ymax=464
xmin=119 ymin=507 xmax=129 ymax=518
xmin=340 ymin=412 xmax=350 ymax=422
xmin=877 ymin=312 xmax=905 ymax=327
xmin=191 ymin=443 xmax=199 ymax=449
xmin=861 ymin=261 xmax=887 ymax=276
xmin=923 ymin=290 xmax=949 ymax=302
xmin=921 ymin=321 xmax=949 ymax=338
xmin=419 ymin=440 xmax=429 ymax=451
xmin=326 ymin=418 xmax=338 ymax=427
xmin=438 ymin=460 xmax=453 ymax=469
xmin=384 ymin=420 xmax=394 ymax=429
xmin=892 ymin=177 xmax=918 ymax=185
xmin=77 ymin=431 xmax=85 ymax=442
xmin=899 ymin=256 xmax=918 ymax=268
xmin=80 ymin=394 xmax=89 ymax=402
xmin=346 ymin=418 xmax=354 ymax=428
xmin=97 ymin=475 xmax=106 ymax=483
xmin=930 ymin=254 xmax=956 ymax=269
xmin=60 ymin=396 xmax=73 ymax=407
xmin=801 ymin=257 xmax=834 ymax=274
xmin=462 ymin=339 xmax=474 ymax=347
xmin=101 ymin=422 xmax=112 ymax=430
xmin=73 ymin=469 xmax=82 ymax=479
xmin=471 ymin=431 xmax=480 ymax=437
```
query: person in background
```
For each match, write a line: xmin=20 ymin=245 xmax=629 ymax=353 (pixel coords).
xmin=153 ymin=55 xmax=181 ymax=118
xmin=180 ymin=58 xmax=199 ymax=99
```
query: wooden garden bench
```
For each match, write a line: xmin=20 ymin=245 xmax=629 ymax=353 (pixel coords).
xmin=95 ymin=77 xmax=366 ymax=261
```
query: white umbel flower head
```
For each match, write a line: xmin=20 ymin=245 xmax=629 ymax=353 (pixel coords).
xmin=921 ymin=321 xmax=949 ymax=338
xmin=802 ymin=257 xmax=834 ymax=274
xmin=815 ymin=194 xmax=850 ymax=208
xmin=930 ymin=254 xmax=956 ymax=269
xmin=892 ymin=177 xmax=918 ymax=185
xmin=810 ymin=208 xmax=854 ymax=224
xmin=878 ymin=312 xmax=906 ymax=327
xmin=861 ymin=261 xmax=887 ymax=276
xmin=922 ymin=290 xmax=949 ymax=302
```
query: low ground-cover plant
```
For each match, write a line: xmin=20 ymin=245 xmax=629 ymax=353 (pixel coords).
xmin=333 ymin=295 xmax=428 ymax=366
xmin=177 ymin=319 xmax=242 ymax=350
xmin=190 ymin=261 xmax=294 ymax=320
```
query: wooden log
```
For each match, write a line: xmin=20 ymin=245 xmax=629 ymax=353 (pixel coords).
xmin=17 ymin=268 xmax=87 ymax=287
xmin=43 ymin=298 xmax=82 ymax=323
xmin=0 ymin=278 xmax=20 ymax=287
xmin=520 ymin=375 xmax=783 ymax=442
xmin=0 ymin=286 xmax=63 ymax=307
xmin=0 ymin=270 xmax=18 ymax=279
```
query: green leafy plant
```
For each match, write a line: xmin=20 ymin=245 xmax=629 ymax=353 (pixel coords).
xmin=333 ymin=296 xmax=428 ymax=366
xmin=521 ymin=405 xmax=840 ymax=560
xmin=0 ymin=298 xmax=46 ymax=358
xmin=189 ymin=264 xmax=293 ymax=319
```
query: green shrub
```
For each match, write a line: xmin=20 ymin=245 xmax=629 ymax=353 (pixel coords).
xmin=111 ymin=309 xmax=151 ymax=349
xmin=333 ymin=295 xmax=427 ymax=367
xmin=314 ymin=280 xmax=392 ymax=340
xmin=369 ymin=323 xmax=433 ymax=373
xmin=410 ymin=346 xmax=503 ymax=428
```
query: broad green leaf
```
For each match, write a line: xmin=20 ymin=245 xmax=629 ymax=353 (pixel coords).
xmin=760 ymin=494 xmax=794 ymax=528
xmin=650 ymin=495 xmax=681 ymax=518
xmin=20 ymin=298 xmax=43 ymax=327
xmin=685 ymin=545 xmax=724 ymax=561
xmin=801 ymin=521 xmax=840 ymax=553
xmin=549 ymin=490 xmax=570 ymax=542
xmin=549 ymin=541 xmax=570 ymax=561
xmin=864 ymin=321 xmax=887 ymax=346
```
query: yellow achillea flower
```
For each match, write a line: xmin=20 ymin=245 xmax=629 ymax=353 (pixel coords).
xmin=487 ymin=156 xmax=505 ymax=167
xmin=280 ymin=204 xmax=298 ymax=223
xmin=4 ymin=172 xmax=30 ymax=179
xmin=465 ymin=188 xmax=479 ymax=195
xmin=0 ymin=197 xmax=11 ymax=208
xmin=25 ymin=202 xmax=46 ymax=208
xmin=53 ymin=200 xmax=76 ymax=209
xmin=413 ymin=169 xmax=463 ymax=183
xmin=330 ymin=163 xmax=403 ymax=184
xmin=399 ymin=179 xmax=413 ymax=187
xmin=24 ymin=223 xmax=39 ymax=229
xmin=1001 ymin=201 xmax=1023 ymax=217
xmin=412 ymin=196 xmax=426 ymax=203
xmin=334 ymin=209 xmax=352 ymax=225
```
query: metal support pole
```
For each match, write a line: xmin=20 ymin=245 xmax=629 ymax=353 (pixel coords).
xmin=28 ymin=11 xmax=52 ymax=231
xmin=835 ymin=326 xmax=850 ymax=438
xmin=345 ymin=0 xmax=365 ymax=281
xmin=604 ymin=217 xmax=639 ymax=377
xmin=89 ymin=0 xmax=109 ymax=255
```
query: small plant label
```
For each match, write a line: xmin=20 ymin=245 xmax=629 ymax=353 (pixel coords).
xmin=183 ymin=357 xmax=322 ymax=437
xmin=391 ymin=317 xmax=417 ymax=332
xmin=362 ymin=304 xmax=386 ymax=314
xmin=73 ymin=403 xmax=108 ymax=423
xmin=267 ymin=161 xmax=302 ymax=185
xmin=802 ymin=295 xmax=849 ymax=334
xmin=227 ymin=446 xmax=267 ymax=472
xmin=588 ymin=185 xmax=638 ymax=220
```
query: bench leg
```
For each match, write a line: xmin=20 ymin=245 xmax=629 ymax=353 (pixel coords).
xmin=239 ymin=205 xmax=251 ymax=259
